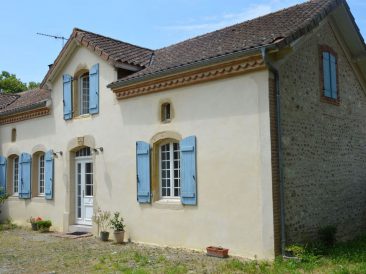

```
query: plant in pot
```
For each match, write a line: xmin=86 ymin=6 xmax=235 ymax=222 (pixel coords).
xmin=37 ymin=220 xmax=52 ymax=232
xmin=93 ymin=207 xmax=111 ymax=241
xmin=28 ymin=216 xmax=43 ymax=231
xmin=110 ymin=212 xmax=125 ymax=244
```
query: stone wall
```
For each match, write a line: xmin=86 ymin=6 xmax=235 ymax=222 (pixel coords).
xmin=279 ymin=20 xmax=366 ymax=243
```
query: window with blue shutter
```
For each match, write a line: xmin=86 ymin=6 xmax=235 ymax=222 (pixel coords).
xmin=63 ymin=74 xmax=73 ymax=120
xmin=321 ymin=46 xmax=338 ymax=101
xmin=180 ymin=136 xmax=197 ymax=205
xmin=136 ymin=141 xmax=151 ymax=203
xmin=89 ymin=63 xmax=99 ymax=114
xmin=0 ymin=156 xmax=7 ymax=195
xmin=19 ymin=153 xmax=31 ymax=199
xmin=44 ymin=150 xmax=54 ymax=200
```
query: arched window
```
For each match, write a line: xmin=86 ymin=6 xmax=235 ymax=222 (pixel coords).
xmin=160 ymin=141 xmax=180 ymax=198
xmin=79 ymin=72 xmax=90 ymax=115
xmin=32 ymin=152 xmax=45 ymax=196
xmin=11 ymin=128 xmax=16 ymax=142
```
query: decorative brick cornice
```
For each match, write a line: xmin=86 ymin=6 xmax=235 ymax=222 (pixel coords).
xmin=113 ymin=56 xmax=266 ymax=99
xmin=0 ymin=107 xmax=50 ymax=125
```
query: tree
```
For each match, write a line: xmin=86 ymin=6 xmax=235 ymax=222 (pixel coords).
xmin=27 ymin=81 xmax=40 ymax=90
xmin=0 ymin=71 xmax=40 ymax=93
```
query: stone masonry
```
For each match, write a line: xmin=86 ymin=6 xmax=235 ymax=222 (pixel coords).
xmin=278 ymin=20 xmax=366 ymax=243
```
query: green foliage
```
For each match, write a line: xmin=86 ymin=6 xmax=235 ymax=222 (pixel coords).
xmin=319 ymin=225 xmax=337 ymax=247
xmin=27 ymin=81 xmax=40 ymax=90
xmin=36 ymin=220 xmax=52 ymax=229
xmin=110 ymin=212 xmax=125 ymax=231
xmin=0 ymin=189 xmax=10 ymax=215
xmin=0 ymin=71 xmax=40 ymax=93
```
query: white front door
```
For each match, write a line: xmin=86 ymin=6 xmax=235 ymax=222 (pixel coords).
xmin=76 ymin=159 xmax=94 ymax=225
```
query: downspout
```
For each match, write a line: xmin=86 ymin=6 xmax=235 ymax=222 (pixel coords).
xmin=260 ymin=47 xmax=286 ymax=256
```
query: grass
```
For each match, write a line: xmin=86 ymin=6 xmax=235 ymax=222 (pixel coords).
xmin=1 ymin=227 xmax=366 ymax=273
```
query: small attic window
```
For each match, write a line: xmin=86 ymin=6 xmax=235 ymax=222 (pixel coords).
xmin=11 ymin=128 xmax=16 ymax=142
xmin=161 ymin=103 xmax=171 ymax=123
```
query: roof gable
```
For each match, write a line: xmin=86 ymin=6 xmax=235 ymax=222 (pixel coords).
xmin=41 ymin=28 xmax=154 ymax=88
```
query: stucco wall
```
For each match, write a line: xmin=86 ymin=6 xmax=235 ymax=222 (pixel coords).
xmin=0 ymin=45 xmax=274 ymax=258
xmin=279 ymin=20 xmax=366 ymax=243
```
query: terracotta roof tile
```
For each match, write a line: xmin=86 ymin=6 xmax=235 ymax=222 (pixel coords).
xmin=0 ymin=93 xmax=19 ymax=110
xmin=112 ymin=0 xmax=348 ymax=84
xmin=73 ymin=28 xmax=154 ymax=67
xmin=0 ymin=89 xmax=51 ymax=115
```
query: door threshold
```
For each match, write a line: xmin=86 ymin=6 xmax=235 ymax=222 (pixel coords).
xmin=69 ymin=224 xmax=92 ymax=233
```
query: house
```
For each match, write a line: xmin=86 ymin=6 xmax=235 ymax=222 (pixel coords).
xmin=0 ymin=0 xmax=366 ymax=259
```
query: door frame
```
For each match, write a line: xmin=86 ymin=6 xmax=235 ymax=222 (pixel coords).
xmin=75 ymin=157 xmax=94 ymax=225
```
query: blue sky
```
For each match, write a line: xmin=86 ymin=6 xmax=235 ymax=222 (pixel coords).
xmin=0 ymin=0 xmax=365 ymax=83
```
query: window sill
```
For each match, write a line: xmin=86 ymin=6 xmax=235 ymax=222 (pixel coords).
xmin=320 ymin=96 xmax=340 ymax=106
xmin=73 ymin=114 xmax=92 ymax=120
xmin=153 ymin=199 xmax=183 ymax=210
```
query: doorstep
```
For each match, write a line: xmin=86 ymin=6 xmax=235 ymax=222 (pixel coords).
xmin=68 ymin=224 xmax=92 ymax=233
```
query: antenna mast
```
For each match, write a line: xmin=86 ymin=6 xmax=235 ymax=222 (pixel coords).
xmin=36 ymin=32 xmax=68 ymax=46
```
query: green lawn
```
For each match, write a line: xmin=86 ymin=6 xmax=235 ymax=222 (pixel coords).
xmin=1 ymin=227 xmax=366 ymax=273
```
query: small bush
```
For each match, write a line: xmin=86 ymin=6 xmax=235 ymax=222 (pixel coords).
xmin=37 ymin=220 xmax=52 ymax=232
xmin=319 ymin=225 xmax=337 ymax=247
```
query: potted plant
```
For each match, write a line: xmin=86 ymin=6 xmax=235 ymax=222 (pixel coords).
xmin=37 ymin=220 xmax=52 ymax=232
xmin=93 ymin=207 xmax=111 ymax=241
xmin=110 ymin=212 xmax=125 ymax=244
xmin=28 ymin=216 xmax=42 ymax=231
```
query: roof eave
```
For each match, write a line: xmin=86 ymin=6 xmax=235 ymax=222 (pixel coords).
xmin=108 ymin=43 xmax=279 ymax=90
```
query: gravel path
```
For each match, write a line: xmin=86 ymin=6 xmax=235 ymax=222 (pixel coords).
xmin=0 ymin=228 xmax=248 ymax=274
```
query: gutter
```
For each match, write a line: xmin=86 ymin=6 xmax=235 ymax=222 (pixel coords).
xmin=261 ymin=47 xmax=286 ymax=256
xmin=107 ymin=43 xmax=278 ymax=89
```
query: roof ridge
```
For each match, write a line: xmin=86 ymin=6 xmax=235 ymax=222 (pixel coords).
xmin=73 ymin=27 xmax=153 ymax=52
xmin=156 ymin=0 xmax=337 ymax=52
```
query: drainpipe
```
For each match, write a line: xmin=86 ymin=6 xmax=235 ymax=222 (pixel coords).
xmin=261 ymin=47 xmax=286 ymax=256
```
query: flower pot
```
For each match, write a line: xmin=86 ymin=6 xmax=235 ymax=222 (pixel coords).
xmin=31 ymin=223 xmax=38 ymax=231
xmin=206 ymin=246 xmax=229 ymax=258
xmin=113 ymin=230 xmax=124 ymax=244
xmin=100 ymin=231 xmax=109 ymax=241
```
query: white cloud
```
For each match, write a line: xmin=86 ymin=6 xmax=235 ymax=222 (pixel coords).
xmin=160 ymin=4 xmax=272 ymax=33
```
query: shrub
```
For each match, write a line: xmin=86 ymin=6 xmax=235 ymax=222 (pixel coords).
xmin=110 ymin=212 xmax=125 ymax=231
xmin=37 ymin=220 xmax=52 ymax=232
xmin=93 ymin=207 xmax=111 ymax=232
xmin=319 ymin=225 xmax=337 ymax=247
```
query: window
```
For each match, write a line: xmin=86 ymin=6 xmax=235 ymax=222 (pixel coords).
xmin=11 ymin=128 xmax=16 ymax=142
xmin=13 ymin=156 xmax=19 ymax=195
xmin=76 ymin=147 xmax=91 ymax=157
xmin=160 ymin=142 xmax=180 ymax=198
xmin=320 ymin=46 xmax=338 ymax=102
xmin=38 ymin=154 xmax=45 ymax=196
xmin=79 ymin=73 xmax=90 ymax=115
xmin=161 ymin=103 xmax=171 ymax=122
xmin=63 ymin=64 xmax=99 ymax=120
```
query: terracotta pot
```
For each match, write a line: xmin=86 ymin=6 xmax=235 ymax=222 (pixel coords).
xmin=206 ymin=246 xmax=229 ymax=258
xmin=113 ymin=230 xmax=125 ymax=244
xmin=100 ymin=231 xmax=109 ymax=241
xmin=31 ymin=223 xmax=38 ymax=231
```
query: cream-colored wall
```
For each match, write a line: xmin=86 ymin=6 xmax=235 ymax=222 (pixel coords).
xmin=0 ymin=45 xmax=274 ymax=259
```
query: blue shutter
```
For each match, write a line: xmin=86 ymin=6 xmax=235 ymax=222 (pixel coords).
xmin=44 ymin=150 xmax=54 ymax=200
xmin=180 ymin=136 xmax=197 ymax=205
xmin=19 ymin=153 xmax=31 ymax=199
xmin=0 ymin=156 xmax=7 ymax=195
xmin=136 ymin=141 xmax=151 ymax=203
xmin=330 ymin=54 xmax=337 ymax=99
xmin=63 ymin=74 xmax=73 ymax=120
xmin=323 ymin=52 xmax=331 ymax=98
xmin=89 ymin=63 xmax=99 ymax=114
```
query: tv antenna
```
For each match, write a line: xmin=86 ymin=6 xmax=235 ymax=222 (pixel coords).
xmin=36 ymin=32 xmax=68 ymax=46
